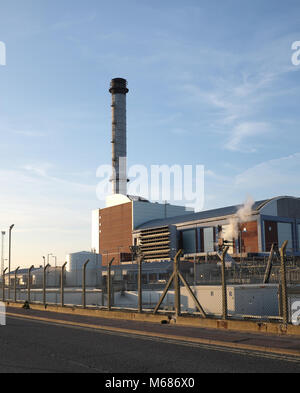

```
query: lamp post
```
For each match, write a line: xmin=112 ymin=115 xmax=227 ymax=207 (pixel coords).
xmin=8 ymin=224 xmax=14 ymax=300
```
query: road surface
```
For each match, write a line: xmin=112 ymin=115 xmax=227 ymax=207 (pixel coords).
xmin=0 ymin=314 xmax=300 ymax=373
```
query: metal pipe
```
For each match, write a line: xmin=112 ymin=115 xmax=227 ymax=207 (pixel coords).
xmin=82 ymin=260 xmax=90 ymax=309
xmin=61 ymin=262 xmax=67 ymax=307
xmin=14 ymin=266 xmax=20 ymax=303
xmin=107 ymin=258 xmax=115 ymax=310
xmin=27 ymin=265 xmax=34 ymax=303
xmin=280 ymin=240 xmax=288 ymax=325
xmin=263 ymin=243 xmax=275 ymax=284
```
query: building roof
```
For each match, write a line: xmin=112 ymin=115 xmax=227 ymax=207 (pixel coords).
xmin=7 ymin=267 xmax=40 ymax=275
xmin=134 ymin=197 xmax=277 ymax=230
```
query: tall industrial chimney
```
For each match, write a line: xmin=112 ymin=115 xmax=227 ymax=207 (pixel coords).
xmin=109 ymin=78 xmax=129 ymax=195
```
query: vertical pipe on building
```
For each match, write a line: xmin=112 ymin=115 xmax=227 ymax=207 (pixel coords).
xmin=109 ymin=78 xmax=129 ymax=195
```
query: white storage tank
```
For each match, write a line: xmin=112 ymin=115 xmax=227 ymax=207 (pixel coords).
xmin=66 ymin=251 xmax=102 ymax=287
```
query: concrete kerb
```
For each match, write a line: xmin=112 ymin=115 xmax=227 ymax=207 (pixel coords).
xmin=5 ymin=301 xmax=300 ymax=337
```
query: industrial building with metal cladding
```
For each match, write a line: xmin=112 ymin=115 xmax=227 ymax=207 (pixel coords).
xmin=92 ymin=78 xmax=300 ymax=266
xmin=3 ymin=78 xmax=300 ymax=323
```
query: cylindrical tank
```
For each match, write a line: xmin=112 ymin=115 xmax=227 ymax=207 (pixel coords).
xmin=66 ymin=252 xmax=102 ymax=287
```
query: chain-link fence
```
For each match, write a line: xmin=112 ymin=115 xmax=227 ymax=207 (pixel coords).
xmin=2 ymin=246 xmax=300 ymax=325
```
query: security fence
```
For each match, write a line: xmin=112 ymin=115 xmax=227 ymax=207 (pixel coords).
xmin=1 ymin=242 xmax=300 ymax=326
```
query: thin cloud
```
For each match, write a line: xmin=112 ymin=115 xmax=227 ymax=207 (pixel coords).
xmin=225 ymin=122 xmax=270 ymax=152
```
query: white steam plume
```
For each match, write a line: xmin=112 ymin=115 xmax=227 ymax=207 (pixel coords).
xmin=222 ymin=196 xmax=254 ymax=241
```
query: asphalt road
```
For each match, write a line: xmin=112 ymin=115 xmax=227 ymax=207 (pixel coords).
xmin=0 ymin=315 xmax=300 ymax=373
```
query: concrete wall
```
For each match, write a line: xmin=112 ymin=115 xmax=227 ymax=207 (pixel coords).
xmin=9 ymin=285 xmax=279 ymax=317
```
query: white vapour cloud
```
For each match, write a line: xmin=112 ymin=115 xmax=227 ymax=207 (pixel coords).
xmin=222 ymin=196 xmax=255 ymax=241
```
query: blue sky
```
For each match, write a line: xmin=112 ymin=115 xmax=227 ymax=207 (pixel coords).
xmin=0 ymin=0 xmax=300 ymax=267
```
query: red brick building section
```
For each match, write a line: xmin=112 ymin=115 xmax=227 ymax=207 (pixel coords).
xmin=99 ymin=202 xmax=133 ymax=266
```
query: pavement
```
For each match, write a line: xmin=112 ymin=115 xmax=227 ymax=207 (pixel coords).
xmin=4 ymin=306 xmax=300 ymax=358
xmin=1 ymin=308 xmax=300 ymax=373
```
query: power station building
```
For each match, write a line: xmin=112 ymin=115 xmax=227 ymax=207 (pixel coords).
xmin=91 ymin=78 xmax=300 ymax=265
xmin=92 ymin=194 xmax=193 ymax=265
xmin=133 ymin=196 xmax=300 ymax=260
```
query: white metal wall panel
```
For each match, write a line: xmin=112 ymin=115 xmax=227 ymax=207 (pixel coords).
xmin=132 ymin=201 xmax=193 ymax=229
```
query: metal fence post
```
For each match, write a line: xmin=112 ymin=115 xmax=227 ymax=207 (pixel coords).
xmin=107 ymin=258 xmax=115 ymax=311
xmin=174 ymin=250 xmax=182 ymax=317
xmin=280 ymin=240 xmax=288 ymax=325
xmin=221 ymin=246 xmax=230 ymax=320
xmin=27 ymin=265 xmax=34 ymax=303
xmin=2 ymin=267 xmax=7 ymax=301
xmin=82 ymin=260 xmax=90 ymax=309
xmin=43 ymin=264 xmax=50 ymax=306
xmin=138 ymin=255 xmax=144 ymax=313
xmin=61 ymin=262 xmax=67 ymax=307
xmin=14 ymin=266 xmax=20 ymax=303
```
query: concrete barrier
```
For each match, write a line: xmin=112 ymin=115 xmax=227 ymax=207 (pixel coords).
xmin=5 ymin=301 xmax=300 ymax=337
